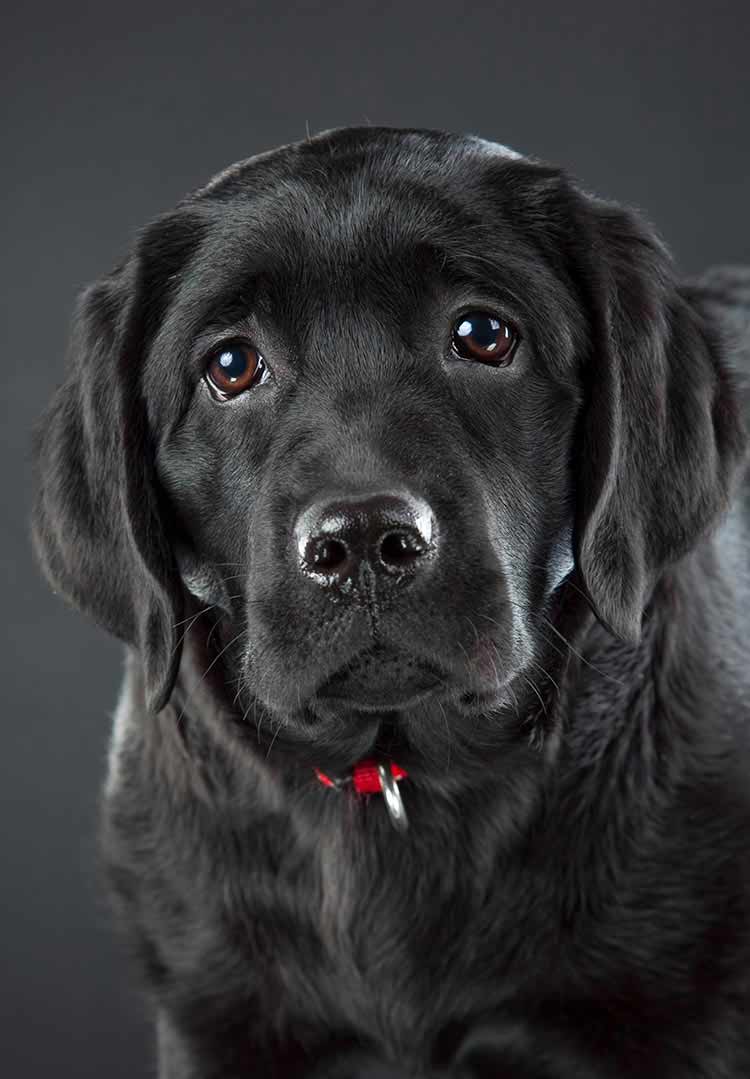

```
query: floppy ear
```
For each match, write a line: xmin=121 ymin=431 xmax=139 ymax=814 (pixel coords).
xmin=572 ymin=196 xmax=747 ymax=641
xmin=32 ymin=252 xmax=184 ymax=713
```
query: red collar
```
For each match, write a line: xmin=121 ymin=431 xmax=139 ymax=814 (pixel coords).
xmin=314 ymin=759 xmax=409 ymax=831
xmin=315 ymin=759 xmax=408 ymax=793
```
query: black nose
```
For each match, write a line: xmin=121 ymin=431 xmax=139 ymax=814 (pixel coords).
xmin=294 ymin=490 xmax=436 ymax=587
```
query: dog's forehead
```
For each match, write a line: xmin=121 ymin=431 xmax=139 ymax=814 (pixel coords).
xmin=194 ymin=127 xmax=525 ymax=201
xmin=182 ymin=130 xmax=535 ymax=304
xmin=148 ymin=129 xmax=563 ymax=365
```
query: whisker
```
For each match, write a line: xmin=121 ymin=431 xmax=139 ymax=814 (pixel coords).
xmin=206 ymin=611 xmax=225 ymax=651
xmin=529 ymin=657 xmax=561 ymax=696
xmin=265 ymin=715 xmax=283 ymax=759
xmin=172 ymin=604 xmax=216 ymax=631
xmin=171 ymin=605 xmax=217 ymax=659
xmin=175 ymin=627 xmax=248 ymax=729
xmin=521 ymin=674 xmax=548 ymax=719
xmin=454 ymin=634 xmax=473 ymax=670
xmin=463 ymin=614 xmax=481 ymax=650
xmin=539 ymin=616 xmax=625 ymax=686
xmin=484 ymin=634 xmax=504 ymax=692
xmin=237 ymin=693 xmax=259 ymax=738
xmin=435 ymin=694 xmax=452 ymax=770
xmin=475 ymin=608 xmax=566 ymax=665
xmin=506 ymin=683 xmax=520 ymax=720
xmin=474 ymin=606 xmax=624 ymax=687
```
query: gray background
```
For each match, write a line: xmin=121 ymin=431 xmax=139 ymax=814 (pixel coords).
xmin=2 ymin=1 xmax=748 ymax=1075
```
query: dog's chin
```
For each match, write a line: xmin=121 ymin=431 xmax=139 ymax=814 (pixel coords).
xmin=231 ymin=636 xmax=544 ymax=785
xmin=247 ymin=681 xmax=536 ymax=790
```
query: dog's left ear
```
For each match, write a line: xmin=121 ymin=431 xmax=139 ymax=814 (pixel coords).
xmin=571 ymin=194 xmax=747 ymax=641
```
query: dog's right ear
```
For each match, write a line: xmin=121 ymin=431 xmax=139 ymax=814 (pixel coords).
xmin=32 ymin=253 xmax=184 ymax=713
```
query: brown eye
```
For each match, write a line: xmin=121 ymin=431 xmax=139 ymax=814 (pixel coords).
xmin=205 ymin=343 xmax=266 ymax=398
xmin=451 ymin=311 xmax=518 ymax=365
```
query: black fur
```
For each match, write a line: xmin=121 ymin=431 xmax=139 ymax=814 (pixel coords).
xmin=31 ymin=127 xmax=750 ymax=1077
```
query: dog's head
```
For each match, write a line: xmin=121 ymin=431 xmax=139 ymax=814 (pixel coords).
xmin=32 ymin=127 xmax=745 ymax=781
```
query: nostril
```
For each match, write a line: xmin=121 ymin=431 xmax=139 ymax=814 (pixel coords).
xmin=379 ymin=530 xmax=424 ymax=567
xmin=306 ymin=536 xmax=349 ymax=572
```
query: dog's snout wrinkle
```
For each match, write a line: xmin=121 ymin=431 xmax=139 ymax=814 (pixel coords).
xmin=294 ymin=490 xmax=437 ymax=590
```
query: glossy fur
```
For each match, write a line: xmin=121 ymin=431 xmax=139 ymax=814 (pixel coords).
xmin=32 ymin=128 xmax=750 ymax=1077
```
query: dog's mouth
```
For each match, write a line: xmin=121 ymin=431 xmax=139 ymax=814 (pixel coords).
xmin=313 ymin=644 xmax=446 ymax=712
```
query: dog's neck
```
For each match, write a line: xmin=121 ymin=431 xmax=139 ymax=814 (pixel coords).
xmin=131 ymin=535 xmax=741 ymax=903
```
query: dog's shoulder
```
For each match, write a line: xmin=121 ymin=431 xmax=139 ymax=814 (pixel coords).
xmin=104 ymin=649 xmax=144 ymax=801
xmin=687 ymin=264 xmax=750 ymax=400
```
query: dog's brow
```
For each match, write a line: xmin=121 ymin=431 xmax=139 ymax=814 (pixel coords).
xmin=198 ymin=289 xmax=257 ymax=329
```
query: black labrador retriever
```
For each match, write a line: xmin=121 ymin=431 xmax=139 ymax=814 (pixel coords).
xmin=32 ymin=127 xmax=750 ymax=1078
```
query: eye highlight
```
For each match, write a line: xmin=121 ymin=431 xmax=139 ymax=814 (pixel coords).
xmin=204 ymin=343 xmax=267 ymax=399
xmin=451 ymin=311 xmax=518 ymax=366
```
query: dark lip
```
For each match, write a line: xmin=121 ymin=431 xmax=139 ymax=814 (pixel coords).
xmin=313 ymin=644 xmax=448 ymax=711
xmin=314 ymin=681 xmax=444 ymax=713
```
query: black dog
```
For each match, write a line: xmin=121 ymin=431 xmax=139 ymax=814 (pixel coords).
xmin=32 ymin=127 xmax=750 ymax=1077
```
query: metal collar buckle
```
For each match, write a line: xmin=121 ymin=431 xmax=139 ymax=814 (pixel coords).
xmin=377 ymin=763 xmax=409 ymax=833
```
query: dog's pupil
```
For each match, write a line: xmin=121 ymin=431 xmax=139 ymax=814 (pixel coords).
xmin=458 ymin=314 xmax=502 ymax=352
xmin=218 ymin=348 xmax=248 ymax=381
xmin=452 ymin=311 xmax=517 ymax=365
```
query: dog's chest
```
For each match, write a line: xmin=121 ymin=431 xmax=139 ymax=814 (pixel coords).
xmin=263 ymin=826 xmax=448 ymax=1019
xmin=232 ymin=807 xmax=545 ymax=1053
xmin=106 ymin=739 xmax=750 ymax=1075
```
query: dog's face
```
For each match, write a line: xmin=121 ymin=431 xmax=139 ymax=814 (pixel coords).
xmin=153 ymin=132 xmax=585 ymax=776
xmin=32 ymin=128 xmax=745 ymax=782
